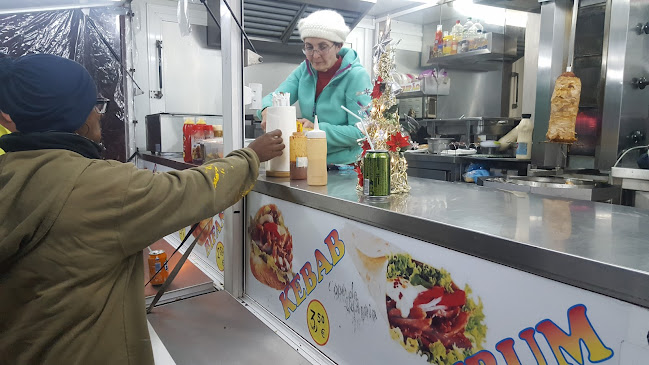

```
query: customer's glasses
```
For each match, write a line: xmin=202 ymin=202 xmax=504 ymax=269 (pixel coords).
xmin=302 ymin=43 xmax=334 ymax=56
xmin=95 ymin=97 xmax=109 ymax=114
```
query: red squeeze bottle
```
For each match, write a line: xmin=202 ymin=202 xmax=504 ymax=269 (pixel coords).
xmin=203 ymin=122 xmax=214 ymax=139
xmin=182 ymin=118 xmax=195 ymax=163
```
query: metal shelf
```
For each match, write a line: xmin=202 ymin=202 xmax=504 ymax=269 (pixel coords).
xmin=425 ymin=33 xmax=517 ymax=71
xmin=397 ymin=90 xmax=426 ymax=99
xmin=426 ymin=49 xmax=511 ymax=71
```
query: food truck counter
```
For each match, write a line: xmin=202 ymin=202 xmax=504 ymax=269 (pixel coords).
xmin=141 ymin=152 xmax=649 ymax=364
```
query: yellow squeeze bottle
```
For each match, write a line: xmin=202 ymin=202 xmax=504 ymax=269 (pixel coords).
xmin=290 ymin=122 xmax=308 ymax=180
xmin=306 ymin=116 xmax=327 ymax=186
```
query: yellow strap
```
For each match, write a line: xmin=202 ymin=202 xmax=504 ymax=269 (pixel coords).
xmin=0 ymin=125 xmax=8 ymax=155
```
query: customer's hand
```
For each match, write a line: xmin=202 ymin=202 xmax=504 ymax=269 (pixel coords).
xmin=248 ymin=129 xmax=284 ymax=162
xmin=260 ymin=109 xmax=268 ymax=131
xmin=300 ymin=119 xmax=314 ymax=129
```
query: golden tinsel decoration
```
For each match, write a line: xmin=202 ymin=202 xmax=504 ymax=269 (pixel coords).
xmin=355 ymin=43 xmax=410 ymax=194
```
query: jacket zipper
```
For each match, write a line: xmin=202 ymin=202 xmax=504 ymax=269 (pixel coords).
xmin=310 ymin=61 xmax=352 ymax=118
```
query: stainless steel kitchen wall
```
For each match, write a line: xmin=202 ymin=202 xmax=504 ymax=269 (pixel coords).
xmin=435 ymin=67 xmax=508 ymax=118
xmin=0 ymin=7 xmax=127 ymax=161
xmin=600 ymin=0 xmax=649 ymax=169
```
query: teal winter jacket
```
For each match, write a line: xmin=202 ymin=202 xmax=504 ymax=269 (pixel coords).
xmin=258 ymin=48 xmax=372 ymax=165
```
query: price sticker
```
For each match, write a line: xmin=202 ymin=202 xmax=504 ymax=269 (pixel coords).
xmin=216 ymin=242 xmax=225 ymax=272
xmin=179 ymin=227 xmax=186 ymax=241
xmin=306 ymin=300 xmax=330 ymax=346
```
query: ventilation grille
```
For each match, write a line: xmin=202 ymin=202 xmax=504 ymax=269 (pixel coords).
xmin=243 ymin=0 xmax=364 ymax=45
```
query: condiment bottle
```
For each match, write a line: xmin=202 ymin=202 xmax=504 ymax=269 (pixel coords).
xmin=192 ymin=119 xmax=207 ymax=164
xmin=451 ymin=20 xmax=462 ymax=55
xmin=290 ymin=121 xmax=307 ymax=180
xmin=516 ymin=113 xmax=533 ymax=160
xmin=442 ymin=31 xmax=451 ymax=56
xmin=435 ymin=24 xmax=443 ymax=57
xmin=199 ymin=118 xmax=213 ymax=139
xmin=213 ymin=124 xmax=223 ymax=138
xmin=182 ymin=118 xmax=195 ymax=163
xmin=212 ymin=125 xmax=224 ymax=158
xmin=306 ymin=116 xmax=327 ymax=186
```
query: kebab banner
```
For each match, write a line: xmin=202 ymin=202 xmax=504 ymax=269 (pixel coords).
xmin=245 ymin=191 xmax=649 ymax=365
xmin=178 ymin=212 xmax=226 ymax=274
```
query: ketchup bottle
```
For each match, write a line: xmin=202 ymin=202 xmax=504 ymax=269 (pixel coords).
xmin=182 ymin=118 xmax=195 ymax=163
xmin=198 ymin=118 xmax=213 ymax=139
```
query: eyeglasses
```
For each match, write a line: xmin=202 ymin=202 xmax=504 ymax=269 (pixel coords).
xmin=302 ymin=43 xmax=335 ymax=56
xmin=95 ymin=97 xmax=109 ymax=114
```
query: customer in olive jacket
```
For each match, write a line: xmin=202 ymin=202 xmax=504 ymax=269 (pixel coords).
xmin=0 ymin=55 xmax=284 ymax=364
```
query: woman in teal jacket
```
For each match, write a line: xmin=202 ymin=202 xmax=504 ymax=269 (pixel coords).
xmin=258 ymin=10 xmax=372 ymax=165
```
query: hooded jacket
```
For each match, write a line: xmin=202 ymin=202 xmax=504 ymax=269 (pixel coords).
xmin=0 ymin=148 xmax=259 ymax=365
xmin=258 ymin=48 xmax=372 ymax=165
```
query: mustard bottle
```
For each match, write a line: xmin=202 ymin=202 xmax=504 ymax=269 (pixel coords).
xmin=306 ymin=116 xmax=327 ymax=186
xmin=290 ymin=121 xmax=308 ymax=180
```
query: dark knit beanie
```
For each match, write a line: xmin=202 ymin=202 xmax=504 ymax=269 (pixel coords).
xmin=0 ymin=54 xmax=97 ymax=133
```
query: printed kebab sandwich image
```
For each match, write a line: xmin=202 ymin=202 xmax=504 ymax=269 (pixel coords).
xmin=249 ymin=204 xmax=294 ymax=290
xmin=343 ymin=222 xmax=486 ymax=365
xmin=386 ymin=254 xmax=486 ymax=364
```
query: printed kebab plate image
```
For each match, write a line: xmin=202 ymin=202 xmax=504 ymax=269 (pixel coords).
xmin=249 ymin=204 xmax=295 ymax=290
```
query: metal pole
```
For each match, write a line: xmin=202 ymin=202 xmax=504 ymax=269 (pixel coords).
xmin=532 ymin=0 xmax=572 ymax=167
xmin=221 ymin=0 xmax=245 ymax=297
xmin=566 ymin=0 xmax=579 ymax=72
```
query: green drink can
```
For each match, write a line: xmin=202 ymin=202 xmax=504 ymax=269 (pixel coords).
xmin=363 ymin=150 xmax=390 ymax=197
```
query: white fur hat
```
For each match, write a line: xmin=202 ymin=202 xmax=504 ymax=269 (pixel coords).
xmin=297 ymin=10 xmax=350 ymax=44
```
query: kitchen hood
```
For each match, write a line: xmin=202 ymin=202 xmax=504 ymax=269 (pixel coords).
xmin=208 ymin=0 xmax=376 ymax=54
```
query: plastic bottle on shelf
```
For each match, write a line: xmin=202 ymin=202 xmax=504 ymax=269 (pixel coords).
xmin=451 ymin=20 xmax=463 ymax=54
xmin=206 ymin=125 xmax=224 ymax=160
xmin=516 ymin=114 xmax=534 ymax=160
xmin=213 ymin=124 xmax=223 ymax=138
xmin=433 ymin=24 xmax=443 ymax=58
xmin=479 ymin=30 xmax=489 ymax=50
xmin=436 ymin=25 xmax=443 ymax=57
xmin=473 ymin=20 xmax=488 ymax=50
xmin=182 ymin=118 xmax=195 ymax=163
xmin=473 ymin=19 xmax=484 ymax=33
xmin=463 ymin=17 xmax=474 ymax=32
xmin=467 ymin=23 xmax=479 ymax=51
xmin=306 ymin=116 xmax=327 ymax=186
xmin=442 ymin=31 xmax=451 ymax=56
xmin=458 ymin=18 xmax=473 ymax=53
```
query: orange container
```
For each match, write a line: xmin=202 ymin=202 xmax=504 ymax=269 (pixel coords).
xmin=148 ymin=250 xmax=168 ymax=286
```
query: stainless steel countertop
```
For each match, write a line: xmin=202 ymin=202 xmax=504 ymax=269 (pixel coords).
xmin=137 ymin=153 xmax=649 ymax=307
xmin=253 ymin=172 xmax=649 ymax=308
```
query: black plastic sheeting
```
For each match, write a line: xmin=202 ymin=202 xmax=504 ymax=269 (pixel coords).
xmin=0 ymin=7 xmax=128 ymax=161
